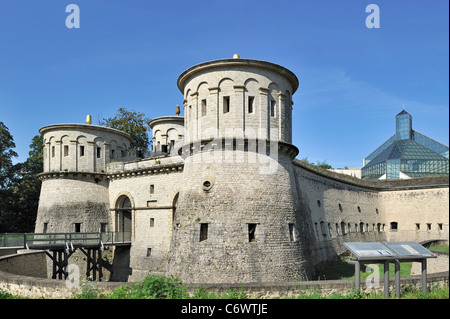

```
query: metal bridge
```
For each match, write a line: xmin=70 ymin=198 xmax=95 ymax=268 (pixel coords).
xmin=0 ymin=232 xmax=131 ymax=281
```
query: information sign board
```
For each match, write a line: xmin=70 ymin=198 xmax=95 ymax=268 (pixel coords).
xmin=383 ymin=241 xmax=436 ymax=258
xmin=344 ymin=242 xmax=397 ymax=259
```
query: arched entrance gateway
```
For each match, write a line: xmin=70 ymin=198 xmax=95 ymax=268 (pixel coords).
xmin=115 ymin=195 xmax=133 ymax=238
xmin=109 ymin=194 xmax=133 ymax=282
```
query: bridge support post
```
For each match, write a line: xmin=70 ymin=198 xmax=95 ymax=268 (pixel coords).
xmin=80 ymin=248 xmax=103 ymax=281
xmin=45 ymin=249 xmax=73 ymax=280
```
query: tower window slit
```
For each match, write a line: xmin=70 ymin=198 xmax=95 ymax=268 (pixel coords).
xmin=270 ymin=100 xmax=275 ymax=117
xmin=200 ymin=223 xmax=208 ymax=242
xmin=248 ymin=223 xmax=257 ymax=242
xmin=248 ymin=96 xmax=254 ymax=114
xmin=201 ymin=99 xmax=207 ymax=116
xmin=223 ymin=96 xmax=230 ymax=113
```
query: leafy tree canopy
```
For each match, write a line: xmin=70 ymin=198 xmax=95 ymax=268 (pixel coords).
xmin=0 ymin=121 xmax=18 ymax=190
xmin=99 ymin=108 xmax=151 ymax=155
xmin=0 ymin=122 xmax=43 ymax=232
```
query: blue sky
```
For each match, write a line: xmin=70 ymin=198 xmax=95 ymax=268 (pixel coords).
xmin=0 ymin=0 xmax=448 ymax=168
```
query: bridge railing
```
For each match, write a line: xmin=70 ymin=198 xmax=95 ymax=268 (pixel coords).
xmin=0 ymin=231 xmax=131 ymax=250
xmin=0 ymin=233 xmax=26 ymax=249
xmin=100 ymin=231 xmax=131 ymax=245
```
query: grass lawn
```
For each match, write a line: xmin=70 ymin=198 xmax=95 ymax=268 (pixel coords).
xmin=429 ymin=245 xmax=449 ymax=253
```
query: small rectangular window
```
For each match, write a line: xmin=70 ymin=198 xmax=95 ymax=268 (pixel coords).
xmin=427 ymin=223 xmax=431 ymax=231
xmin=201 ymin=99 xmax=207 ymax=116
xmin=111 ymin=149 xmax=115 ymax=159
xmin=270 ymin=100 xmax=275 ymax=117
xmin=438 ymin=223 xmax=443 ymax=231
xmin=100 ymin=223 xmax=107 ymax=233
xmin=64 ymin=145 xmax=69 ymax=157
xmin=416 ymin=223 xmax=420 ymax=231
xmin=96 ymin=147 xmax=101 ymax=158
xmin=248 ymin=223 xmax=257 ymax=242
xmin=43 ymin=223 xmax=48 ymax=234
xmin=248 ymin=96 xmax=254 ymax=114
xmin=150 ymin=184 xmax=155 ymax=194
xmin=200 ymin=223 xmax=208 ymax=242
xmin=223 ymin=96 xmax=230 ymax=113
xmin=288 ymin=223 xmax=295 ymax=242
xmin=146 ymin=248 xmax=152 ymax=257
xmin=52 ymin=146 xmax=55 ymax=157
xmin=150 ymin=218 xmax=155 ymax=227
xmin=74 ymin=223 xmax=81 ymax=233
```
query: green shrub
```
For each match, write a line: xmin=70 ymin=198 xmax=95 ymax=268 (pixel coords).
xmin=107 ymin=275 xmax=188 ymax=299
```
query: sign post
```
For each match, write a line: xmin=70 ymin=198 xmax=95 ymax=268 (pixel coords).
xmin=344 ymin=241 xmax=436 ymax=298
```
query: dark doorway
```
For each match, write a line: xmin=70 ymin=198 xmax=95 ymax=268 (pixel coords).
xmin=116 ymin=195 xmax=132 ymax=235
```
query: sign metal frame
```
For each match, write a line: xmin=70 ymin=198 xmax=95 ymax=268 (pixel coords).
xmin=344 ymin=241 xmax=436 ymax=298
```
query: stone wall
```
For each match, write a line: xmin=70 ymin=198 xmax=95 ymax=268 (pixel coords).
xmin=411 ymin=252 xmax=449 ymax=275
xmin=0 ymin=269 xmax=123 ymax=299
xmin=293 ymin=162 xmax=387 ymax=267
xmin=0 ymin=251 xmax=47 ymax=278
xmin=380 ymin=188 xmax=449 ymax=242
xmin=166 ymin=147 xmax=313 ymax=284
xmin=107 ymin=159 xmax=184 ymax=282
xmin=35 ymin=175 xmax=111 ymax=233
xmin=292 ymin=162 xmax=449 ymax=268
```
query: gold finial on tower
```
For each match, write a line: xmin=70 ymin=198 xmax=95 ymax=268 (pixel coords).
xmin=233 ymin=53 xmax=240 ymax=59
xmin=175 ymin=104 xmax=180 ymax=116
xmin=86 ymin=114 xmax=92 ymax=125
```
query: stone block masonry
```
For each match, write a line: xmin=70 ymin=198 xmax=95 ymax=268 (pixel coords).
xmin=29 ymin=56 xmax=449 ymax=286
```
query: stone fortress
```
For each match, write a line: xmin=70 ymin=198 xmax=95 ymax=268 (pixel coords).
xmin=34 ymin=55 xmax=449 ymax=283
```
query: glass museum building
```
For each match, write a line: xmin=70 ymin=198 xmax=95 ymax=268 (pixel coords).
xmin=361 ymin=110 xmax=449 ymax=180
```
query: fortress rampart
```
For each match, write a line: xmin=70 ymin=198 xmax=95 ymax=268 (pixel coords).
xmin=292 ymin=160 xmax=449 ymax=268
xmin=24 ymin=56 xmax=449 ymax=285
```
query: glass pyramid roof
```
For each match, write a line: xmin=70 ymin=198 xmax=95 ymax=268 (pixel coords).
xmin=362 ymin=110 xmax=449 ymax=179
xmin=364 ymin=139 xmax=448 ymax=168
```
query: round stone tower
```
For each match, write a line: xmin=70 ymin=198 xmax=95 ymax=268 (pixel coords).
xmin=35 ymin=119 xmax=132 ymax=234
xmin=168 ymin=56 xmax=314 ymax=283
xmin=149 ymin=115 xmax=184 ymax=156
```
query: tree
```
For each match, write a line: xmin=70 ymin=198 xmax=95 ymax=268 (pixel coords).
xmin=316 ymin=160 xmax=332 ymax=169
xmin=99 ymin=108 xmax=152 ymax=156
xmin=0 ymin=122 xmax=19 ymax=232
xmin=10 ymin=135 xmax=43 ymax=232
xmin=0 ymin=123 xmax=43 ymax=232
xmin=0 ymin=122 xmax=18 ymax=189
